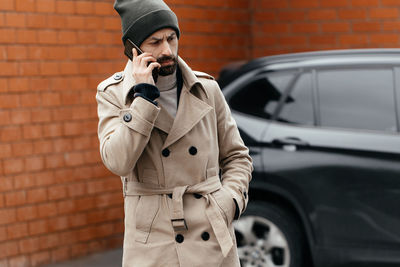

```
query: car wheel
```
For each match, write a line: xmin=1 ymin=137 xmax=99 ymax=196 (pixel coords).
xmin=233 ymin=201 xmax=306 ymax=267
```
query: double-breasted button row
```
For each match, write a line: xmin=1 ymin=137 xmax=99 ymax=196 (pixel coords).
xmin=175 ymin=232 xmax=210 ymax=243
xmin=161 ymin=146 xmax=198 ymax=157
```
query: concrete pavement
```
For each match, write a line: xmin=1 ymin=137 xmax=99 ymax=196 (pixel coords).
xmin=43 ymin=248 xmax=122 ymax=267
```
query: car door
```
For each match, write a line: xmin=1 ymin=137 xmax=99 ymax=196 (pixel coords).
xmin=262 ymin=66 xmax=400 ymax=250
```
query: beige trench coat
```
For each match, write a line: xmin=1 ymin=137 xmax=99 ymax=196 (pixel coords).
xmin=96 ymin=57 xmax=253 ymax=267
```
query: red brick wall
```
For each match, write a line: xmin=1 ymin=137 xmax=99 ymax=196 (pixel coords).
xmin=252 ymin=0 xmax=400 ymax=57
xmin=1 ymin=0 xmax=399 ymax=266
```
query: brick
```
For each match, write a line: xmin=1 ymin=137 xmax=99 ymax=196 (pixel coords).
xmin=310 ymin=35 xmax=337 ymax=46
xmin=45 ymin=154 xmax=64 ymax=169
xmin=278 ymin=10 xmax=306 ymax=21
xmin=38 ymin=30 xmax=58 ymax=44
xmin=7 ymin=222 xmax=28 ymax=239
xmin=5 ymin=191 xmax=26 ymax=206
xmin=0 ymin=226 xmax=6 ymax=241
xmin=23 ymin=125 xmax=42 ymax=140
xmin=257 ymin=0 xmax=289 ymax=8
xmin=26 ymin=188 xmax=47 ymax=204
xmin=0 ymin=62 xmax=18 ymax=76
xmin=0 ymin=209 xmax=16 ymax=225
xmin=0 ymin=241 xmax=19 ymax=258
xmin=58 ymin=31 xmax=77 ymax=44
xmin=37 ymin=202 xmax=57 ymax=218
xmin=47 ymin=15 xmax=67 ymax=29
xmin=8 ymin=78 xmax=29 ymax=92
xmin=56 ymin=0 xmax=75 ymax=13
xmin=291 ymin=23 xmax=319 ymax=33
xmin=16 ymin=0 xmax=35 ymax=11
xmin=16 ymin=29 xmax=37 ymax=44
xmin=308 ymin=9 xmax=337 ymax=20
xmin=382 ymin=0 xmax=400 ymax=4
xmin=369 ymin=8 xmax=399 ymax=19
xmin=383 ymin=21 xmax=400 ymax=31
xmin=322 ymin=22 xmax=351 ymax=33
xmin=5 ymin=13 xmax=26 ymax=28
xmin=19 ymin=62 xmax=40 ymax=76
xmin=9 ymin=110 xmax=31 ymax=125
xmin=67 ymin=183 xmax=86 ymax=197
xmin=94 ymin=1 xmax=113 ymax=15
xmin=352 ymin=0 xmax=379 ymax=6
xmin=8 ymin=255 xmax=29 ymax=267
xmin=51 ymin=246 xmax=70 ymax=262
xmin=7 ymin=45 xmax=28 ymax=60
xmin=40 ymin=62 xmax=60 ymax=75
xmin=19 ymin=237 xmax=40 ymax=253
xmin=20 ymin=93 xmax=41 ymax=108
xmin=30 ymin=251 xmax=50 ymax=267
xmin=47 ymin=185 xmax=67 ymax=200
xmin=48 ymin=216 xmax=69 ymax=231
xmin=0 ymin=177 xmax=13 ymax=191
xmin=290 ymin=0 xmax=319 ymax=8
xmin=11 ymin=141 xmax=33 ymax=157
xmin=3 ymin=158 xmax=24 ymax=175
xmin=370 ymin=33 xmax=399 ymax=44
xmin=339 ymin=34 xmax=368 ymax=45
xmin=57 ymin=200 xmax=75 ymax=215
xmin=30 ymin=77 xmax=50 ymax=91
xmin=25 ymin=156 xmax=45 ymax=172
xmin=36 ymin=0 xmax=55 ymax=13
xmin=14 ymin=173 xmax=35 ymax=189
xmin=85 ymin=16 xmax=103 ymax=30
xmin=0 ymin=28 xmax=16 ymax=43
xmin=0 ymin=0 xmax=14 ymax=10
xmin=33 ymin=140 xmax=53 ymax=154
xmin=353 ymin=22 xmax=381 ymax=32
xmin=31 ymin=109 xmax=52 ymax=123
xmin=338 ymin=9 xmax=367 ymax=19
xmin=0 ymin=143 xmax=11 ymax=159
xmin=26 ymin=13 xmax=47 ymax=28
xmin=39 ymin=234 xmax=58 ymax=250
xmin=75 ymin=1 xmax=93 ymax=14
xmin=320 ymin=0 xmax=349 ymax=7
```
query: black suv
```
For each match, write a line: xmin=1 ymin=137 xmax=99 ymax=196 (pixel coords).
xmin=218 ymin=49 xmax=400 ymax=267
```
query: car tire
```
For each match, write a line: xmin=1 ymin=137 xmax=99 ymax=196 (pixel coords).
xmin=233 ymin=201 xmax=306 ymax=267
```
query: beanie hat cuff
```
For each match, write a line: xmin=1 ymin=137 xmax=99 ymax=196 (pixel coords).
xmin=122 ymin=9 xmax=180 ymax=47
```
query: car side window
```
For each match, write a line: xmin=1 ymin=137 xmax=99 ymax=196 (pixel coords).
xmin=229 ymin=72 xmax=295 ymax=119
xmin=277 ymin=72 xmax=314 ymax=125
xmin=317 ymin=68 xmax=397 ymax=132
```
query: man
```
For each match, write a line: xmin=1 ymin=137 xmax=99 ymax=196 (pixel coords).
xmin=96 ymin=0 xmax=253 ymax=266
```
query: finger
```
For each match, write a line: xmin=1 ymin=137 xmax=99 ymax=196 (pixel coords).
xmin=132 ymin=48 xmax=137 ymax=58
xmin=139 ymin=56 xmax=157 ymax=67
xmin=148 ymin=62 xmax=161 ymax=70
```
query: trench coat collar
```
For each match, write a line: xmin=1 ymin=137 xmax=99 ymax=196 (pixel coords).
xmin=122 ymin=57 xmax=210 ymax=104
xmin=121 ymin=57 xmax=212 ymax=147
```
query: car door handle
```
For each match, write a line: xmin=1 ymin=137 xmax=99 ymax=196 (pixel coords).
xmin=272 ymin=137 xmax=309 ymax=147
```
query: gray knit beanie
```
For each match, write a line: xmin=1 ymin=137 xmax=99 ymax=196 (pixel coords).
xmin=114 ymin=0 xmax=180 ymax=47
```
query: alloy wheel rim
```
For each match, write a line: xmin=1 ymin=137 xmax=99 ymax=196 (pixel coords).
xmin=234 ymin=215 xmax=290 ymax=267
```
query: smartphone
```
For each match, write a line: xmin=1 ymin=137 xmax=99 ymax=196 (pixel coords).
xmin=124 ymin=39 xmax=159 ymax=83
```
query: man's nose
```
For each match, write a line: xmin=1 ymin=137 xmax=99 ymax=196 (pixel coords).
xmin=160 ymin=40 xmax=172 ymax=56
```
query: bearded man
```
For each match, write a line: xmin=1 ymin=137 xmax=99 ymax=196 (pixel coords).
xmin=96 ymin=0 xmax=253 ymax=266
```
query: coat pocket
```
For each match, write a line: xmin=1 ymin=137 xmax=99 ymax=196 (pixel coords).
xmin=134 ymin=195 xmax=160 ymax=243
xmin=212 ymin=186 xmax=236 ymax=225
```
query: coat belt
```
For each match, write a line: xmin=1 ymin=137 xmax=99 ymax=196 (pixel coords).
xmin=123 ymin=175 xmax=234 ymax=257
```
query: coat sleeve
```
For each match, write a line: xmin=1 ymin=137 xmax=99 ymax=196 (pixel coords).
xmin=213 ymin=81 xmax=253 ymax=219
xmin=96 ymin=88 xmax=160 ymax=177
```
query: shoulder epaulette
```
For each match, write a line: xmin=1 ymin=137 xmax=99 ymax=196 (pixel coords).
xmin=193 ymin=71 xmax=215 ymax=80
xmin=97 ymin=72 xmax=124 ymax=92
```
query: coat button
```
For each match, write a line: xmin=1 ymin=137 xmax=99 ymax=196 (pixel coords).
xmin=194 ymin=193 xmax=202 ymax=199
xmin=114 ymin=73 xmax=122 ymax=80
xmin=123 ymin=113 xmax=132 ymax=122
xmin=175 ymin=234 xmax=184 ymax=243
xmin=189 ymin=146 xmax=197 ymax=155
xmin=201 ymin=232 xmax=210 ymax=241
xmin=162 ymin=148 xmax=170 ymax=157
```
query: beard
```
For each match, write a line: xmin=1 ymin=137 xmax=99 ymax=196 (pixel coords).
xmin=157 ymin=55 xmax=178 ymax=76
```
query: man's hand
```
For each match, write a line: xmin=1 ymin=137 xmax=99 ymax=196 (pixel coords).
xmin=131 ymin=48 xmax=160 ymax=85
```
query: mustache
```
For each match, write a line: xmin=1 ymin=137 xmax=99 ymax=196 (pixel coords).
xmin=157 ymin=56 xmax=176 ymax=64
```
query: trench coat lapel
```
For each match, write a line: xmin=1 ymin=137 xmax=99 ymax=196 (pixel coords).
xmin=162 ymin=58 xmax=212 ymax=149
xmin=154 ymin=104 xmax=174 ymax=134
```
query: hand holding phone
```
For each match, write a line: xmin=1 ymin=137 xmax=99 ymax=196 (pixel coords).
xmin=124 ymin=39 xmax=159 ymax=83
